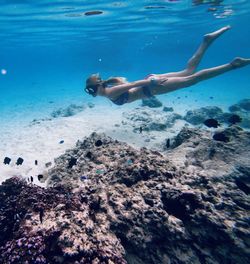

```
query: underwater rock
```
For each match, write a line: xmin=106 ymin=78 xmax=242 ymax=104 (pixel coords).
xmin=67 ymin=157 xmax=77 ymax=169
xmin=0 ymin=177 xmax=124 ymax=264
xmin=163 ymin=106 xmax=174 ymax=112
xmin=184 ymin=106 xmax=224 ymax=125
xmin=229 ymin=104 xmax=242 ymax=112
xmin=141 ymin=96 xmax=163 ymax=108
xmin=238 ymin=98 xmax=250 ymax=111
xmin=170 ymin=126 xmax=202 ymax=148
xmin=123 ymin=107 xmax=182 ymax=132
xmin=227 ymin=99 xmax=250 ymax=128
xmin=87 ymin=102 xmax=95 ymax=108
xmin=51 ymin=104 xmax=85 ymax=118
xmin=223 ymin=111 xmax=250 ymax=128
xmin=228 ymin=114 xmax=242 ymax=125
xmin=1 ymin=131 xmax=250 ymax=263
xmin=169 ymin=125 xmax=250 ymax=176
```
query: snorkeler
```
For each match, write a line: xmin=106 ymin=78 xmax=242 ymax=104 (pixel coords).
xmin=85 ymin=26 xmax=250 ymax=106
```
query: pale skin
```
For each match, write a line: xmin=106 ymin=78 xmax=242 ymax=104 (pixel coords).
xmin=96 ymin=26 xmax=250 ymax=103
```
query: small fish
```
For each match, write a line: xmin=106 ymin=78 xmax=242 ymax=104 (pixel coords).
xmin=126 ymin=159 xmax=133 ymax=165
xmin=3 ymin=157 xmax=11 ymax=165
xmin=80 ymin=175 xmax=88 ymax=181
xmin=208 ymin=7 xmax=217 ymax=12
xmin=39 ymin=208 xmax=44 ymax=223
xmin=45 ymin=162 xmax=52 ymax=168
xmin=38 ymin=174 xmax=43 ymax=181
xmin=228 ymin=114 xmax=242 ymax=125
xmin=84 ymin=10 xmax=103 ymax=16
xmin=166 ymin=138 xmax=170 ymax=148
xmin=139 ymin=127 xmax=143 ymax=134
xmin=204 ymin=118 xmax=220 ymax=128
xmin=96 ymin=169 xmax=105 ymax=174
xmin=16 ymin=157 xmax=24 ymax=165
xmin=145 ymin=6 xmax=166 ymax=9
xmin=213 ymin=132 xmax=230 ymax=143
xmin=35 ymin=160 xmax=38 ymax=165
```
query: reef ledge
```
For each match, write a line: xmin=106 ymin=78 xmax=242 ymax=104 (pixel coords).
xmin=0 ymin=128 xmax=249 ymax=264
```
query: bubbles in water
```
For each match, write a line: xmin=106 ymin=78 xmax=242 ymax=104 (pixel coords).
xmin=1 ymin=69 xmax=7 ymax=75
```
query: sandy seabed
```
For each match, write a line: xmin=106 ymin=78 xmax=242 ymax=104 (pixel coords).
xmin=0 ymin=101 xmax=187 ymax=185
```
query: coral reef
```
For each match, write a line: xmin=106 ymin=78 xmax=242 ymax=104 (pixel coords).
xmin=1 ymin=130 xmax=249 ymax=263
xmin=228 ymin=99 xmax=250 ymax=128
xmin=141 ymin=97 xmax=163 ymax=108
xmin=183 ymin=101 xmax=250 ymax=128
xmin=122 ymin=107 xmax=182 ymax=132
xmin=51 ymin=104 xmax=86 ymax=118
xmin=183 ymin=106 xmax=224 ymax=125
xmin=168 ymin=126 xmax=250 ymax=175
xmin=0 ymin=177 xmax=125 ymax=264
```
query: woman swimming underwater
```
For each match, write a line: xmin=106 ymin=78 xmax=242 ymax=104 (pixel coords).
xmin=85 ymin=26 xmax=250 ymax=105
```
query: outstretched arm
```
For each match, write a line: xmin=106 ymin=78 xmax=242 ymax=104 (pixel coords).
xmin=104 ymin=79 xmax=152 ymax=99
xmin=105 ymin=77 xmax=128 ymax=85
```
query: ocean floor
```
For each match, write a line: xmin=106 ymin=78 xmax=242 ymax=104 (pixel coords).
xmin=0 ymin=95 xmax=250 ymax=186
xmin=0 ymin=123 xmax=249 ymax=263
xmin=0 ymin=94 xmax=250 ymax=263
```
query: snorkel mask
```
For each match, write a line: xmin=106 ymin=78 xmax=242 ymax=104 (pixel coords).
xmin=85 ymin=73 xmax=104 ymax=97
xmin=85 ymin=85 xmax=98 ymax=97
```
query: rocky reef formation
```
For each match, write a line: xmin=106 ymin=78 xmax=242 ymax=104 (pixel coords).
xmin=228 ymin=99 xmax=250 ymax=128
xmin=122 ymin=107 xmax=182 ymax=132
xmin=183 ymin=106 xmax=225 ymax=125
xmin=167 ymin=125 xmax=250 ymax=176
xmin=183 ymin=100 xmax=250 ymax=128
xmin=141 ymin=96 xmax=163 ymax=108
xmin=1 ymin=129 xmax=249 ymax=263
xmin=51 ymin=104 xmax=86 ymax=118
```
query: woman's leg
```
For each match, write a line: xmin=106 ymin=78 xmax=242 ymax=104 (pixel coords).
xmin=157 ymin=26 xmax=231 ymax=78
xmin=127 ymin=57 xmax=250 ymax=103
xmin=151 ymin=57 xmax=250 ymax=95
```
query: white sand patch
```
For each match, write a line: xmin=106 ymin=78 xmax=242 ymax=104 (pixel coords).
xmin=0 ymin=101 xmax=188 ymax=185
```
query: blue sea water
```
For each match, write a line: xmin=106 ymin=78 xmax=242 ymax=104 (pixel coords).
xmin=0 ymin=0 xmax=250 ymax=122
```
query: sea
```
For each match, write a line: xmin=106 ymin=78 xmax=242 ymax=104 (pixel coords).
xmin=0 ymin=1 xmax=250 ymax=263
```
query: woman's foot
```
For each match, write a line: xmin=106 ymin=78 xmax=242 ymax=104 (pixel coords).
xmin=204 ymin=25 xmax=231 ymax=44
xmin=231 ymin=57 xmax=250 ymax=69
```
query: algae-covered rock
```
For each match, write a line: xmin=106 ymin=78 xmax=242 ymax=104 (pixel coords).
xmin=1 ymin=131 xmax=250 ymax=264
